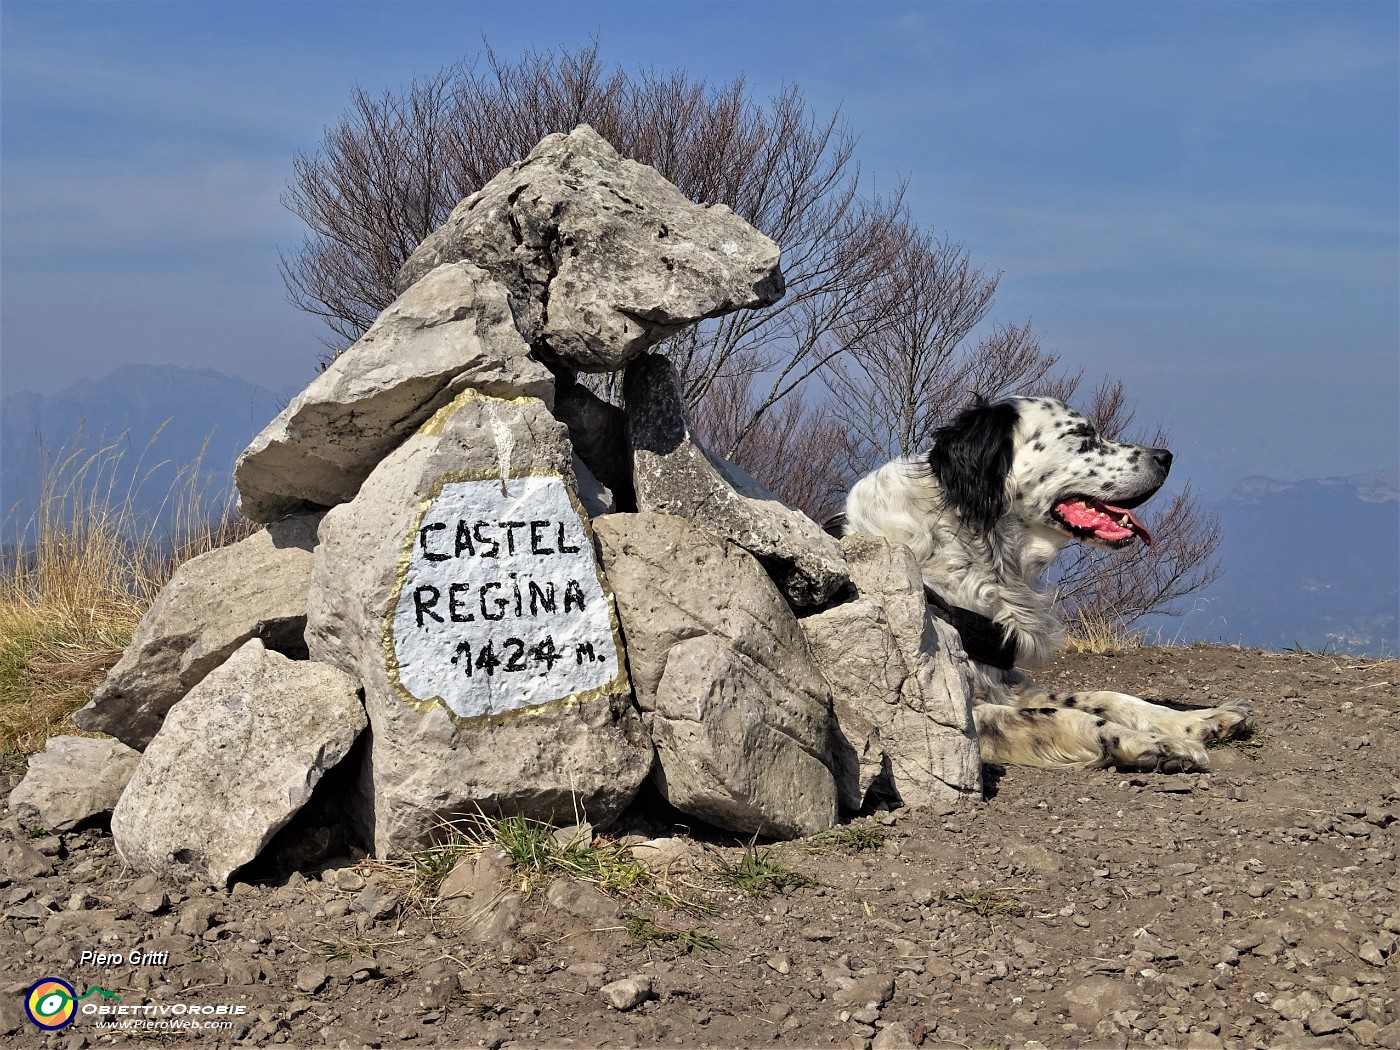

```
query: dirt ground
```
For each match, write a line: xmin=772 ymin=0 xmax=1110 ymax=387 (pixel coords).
xmin=1 ymin=645 xmax=1397 ymax=1050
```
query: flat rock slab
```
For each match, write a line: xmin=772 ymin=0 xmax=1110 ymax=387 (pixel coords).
xmin=396 ymin=124 xmax=784 ymax=372
xmin=110 ymin=640 xmax=366 ymax=886
xmin=801 ymin=534 xmax=981 ymax=809
xmin=236 ymin=262 xmax=552 ymax=523
xmin=624 ymin=353 xmax=847 ymax=608
xmin=595 ymin=512 xmax=836 ymax=838
xmin=305 ymin=389 xmax=650 ymax=856
xmin=8 ymin=736 xmax=141 ymax=832
xmin=74 ymin=513 xmax=322 ymax=750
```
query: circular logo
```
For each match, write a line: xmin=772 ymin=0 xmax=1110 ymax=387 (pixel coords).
xmin=25 ymin=978 xmax=77 ymax=1030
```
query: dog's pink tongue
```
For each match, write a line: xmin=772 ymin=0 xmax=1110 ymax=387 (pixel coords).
xmin=1057 ymin=498 xmax=1153 ymax=546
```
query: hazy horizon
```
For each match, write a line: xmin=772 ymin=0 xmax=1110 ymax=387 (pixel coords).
xmin=3 ymin=1 xmax=1397 ymax=498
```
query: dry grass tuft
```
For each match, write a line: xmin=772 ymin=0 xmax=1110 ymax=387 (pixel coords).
xmin=1061 ymin=610 xmax=1145 ymax=656
xmin=1 ymin=434 xmax=250 ymax=772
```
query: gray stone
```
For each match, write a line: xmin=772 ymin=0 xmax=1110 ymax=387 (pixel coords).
xmin=595 ymin=512 xmax=837 ymax=838
xmin=74 ymin=514 xmax=322 ymax=749
xmin=1305 ymin=1010 xmax=1345 ymax=1036
xmin=397 ymin=125 xmax=784 ymax=372
xmin=0 ymin=838 xmax=54 ymax=880
xmin=624 ymin=353 xmax=847 ymax=607
xmin=439 ymin=849 xmax=514 ymax=902
xmin=438 ymin=850 xmax=521 ymax=944
xmin=294 ymin=965 xmax=328 ymax=995
xmin=599 ymin=976 xmax=653 ymax=1011
xmin=835 ymin=974 xmax=896 ymax=1009
xmin=872 ymin=1023 xmax=917 ymax=1050
xmin=305 ymin=389 xmax=651 ymax=856
xmin=801 ymin=534 xmax=981 ymax=809
xmin=9 ymin=736 xmax=141 ymax=832
xmin=110 ymin=640 xmax=366 ymax=886
xmin=628 ymin=836 xmax=696 ymax=874
xmin=236 ymin=262 xmax=552 ymax=523
xmin=351 ymin=885 xmax=399 ymax=922
xmin=545 ymin=877 xmax=620 ymax=921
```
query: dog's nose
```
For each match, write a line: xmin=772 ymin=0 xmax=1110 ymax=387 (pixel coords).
xmin=1151 ymin=448 xmax=1173 ymax=473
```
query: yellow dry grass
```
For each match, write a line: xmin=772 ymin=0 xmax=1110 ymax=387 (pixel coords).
xmin=1061 ymin=609 xmax=1145 ymax=655
xmin=1 ymin=434 xmax=250 ymax=772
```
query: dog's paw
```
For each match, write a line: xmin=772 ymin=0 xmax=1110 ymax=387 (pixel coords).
xmin=1192 ymin=700 xmax=1255 ymax=743
xmin=1116 ymin=732 xmax=1210 ymax=774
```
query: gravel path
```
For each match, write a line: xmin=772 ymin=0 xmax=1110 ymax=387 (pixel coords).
xmin=1 ymin=646 xmax=1396 ymax=1049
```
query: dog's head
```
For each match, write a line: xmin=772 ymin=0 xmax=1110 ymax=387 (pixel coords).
xmin=927 ymin=396 xmax=1172 ymax=549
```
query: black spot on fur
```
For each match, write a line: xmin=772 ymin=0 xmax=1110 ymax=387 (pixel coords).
xmin=927 ymin=396 xmax=1019 ymax=534
xmin=1061 ymin=695 xmax=1078 ymax=708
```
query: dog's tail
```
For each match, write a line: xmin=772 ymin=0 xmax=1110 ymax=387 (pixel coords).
xmin=821 ymin=513 xmax=848 ymax=539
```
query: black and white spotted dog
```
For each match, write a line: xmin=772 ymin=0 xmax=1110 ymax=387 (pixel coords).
xmin=829 ymin=395 xmax=1253 ymax=772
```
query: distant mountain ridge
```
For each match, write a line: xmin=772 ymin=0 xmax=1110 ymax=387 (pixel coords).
xmin=2 ymin=364 xmax=294 ymax=534
xmin=1148 ymin=469 xmax=1398 ymax=658
xmin=1219 ymin=469 xmax=1399 ymax=505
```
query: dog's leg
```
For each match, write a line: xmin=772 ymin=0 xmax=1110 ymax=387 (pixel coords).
xmin=1011 ymin=687 xmax=1253 ymax=745
xmin=974 ymin=704 xmax=1211 ymax=773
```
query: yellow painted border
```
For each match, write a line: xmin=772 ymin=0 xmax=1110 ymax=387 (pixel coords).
xmin=381 ymin=392 xmax=630 ymax=729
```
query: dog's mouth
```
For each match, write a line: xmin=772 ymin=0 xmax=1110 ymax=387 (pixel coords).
xmin=1050 ymin=493 xmax=1155 ymax=548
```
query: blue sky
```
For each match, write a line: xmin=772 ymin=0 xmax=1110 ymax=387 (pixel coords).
xmin=2 ymin=0 xmax=1396 ymax=493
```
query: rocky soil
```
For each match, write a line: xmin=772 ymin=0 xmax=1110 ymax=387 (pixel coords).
xmin=1 ymin=645 xmax=1396 ymax=1050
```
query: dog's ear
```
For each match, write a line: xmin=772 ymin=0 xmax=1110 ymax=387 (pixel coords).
xmin=927 ymin=396 xmax=1019 ymax=532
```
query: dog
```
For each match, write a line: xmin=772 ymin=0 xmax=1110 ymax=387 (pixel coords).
xmin=827 ymin=395 xmax=1252 ymax=772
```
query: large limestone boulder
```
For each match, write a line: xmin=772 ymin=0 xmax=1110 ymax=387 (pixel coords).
xmin=74 ymin=513 xmax=321 ymax=750
xmin=110 ymin=640 xmax=366 ymax=886
xmin=396 ymin=125 xmax=785 ymax=372
xmin=624 ymin=353 xmax=848 ymax=608
xmin=595 ymin=513 xmax=837 ymax=838
xmin=236 ymin=262 xmax=552 ymax=523
xmin=8 ymin=736 xmax=141 ymax=833
xmin=306 ymin=388 xmax=651 ymax=855
xmin=801 ymin=534 xmax=981 ymax=809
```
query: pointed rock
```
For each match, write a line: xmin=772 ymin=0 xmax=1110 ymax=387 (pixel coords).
xmin=801 ymin=534 xmax=981 ymax=808
xmin=235 ymin=262 xmax=552 ymax=523
xmin=624 ymin=353 xmax=847 ymax=607
xmin=397 ymin=125 xmax=784 ymax=371
xmin=74 ymin=513 xmax=322 ymax=749
xmin=110 ymin=640 xmax=366 ymax=885
xmin=595 ymin=512 xmax=836 ymax=838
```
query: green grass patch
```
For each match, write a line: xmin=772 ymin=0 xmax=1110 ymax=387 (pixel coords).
xmin=808 ymin=825 xmax=887 ymax=854
xmin=946 ymin=887 xmax=1025 ymax=917
xmin=392 ymin=812 xmax=672 ymax=913
xmin=623 ymin=913 xmax=726 ymax=955
xmin=714 ymin=842 xmax=814 ymax=898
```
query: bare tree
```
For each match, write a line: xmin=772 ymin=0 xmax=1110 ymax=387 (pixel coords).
xmin=282 ymin=42 xmax=906 ymax=429
xmin=282 ymin=44 xmax=1220 ymax=632
xmin=690 ymin=357 xmax=852 ymax=524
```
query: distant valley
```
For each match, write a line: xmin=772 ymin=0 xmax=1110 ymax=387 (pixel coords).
xmin=1145 ymin=470 xmax=1398 ymax=658
xmin=4 ymin=365 xmax=1397 ymax=658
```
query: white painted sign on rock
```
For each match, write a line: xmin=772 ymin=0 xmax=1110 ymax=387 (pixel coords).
xmin=386 ymin=474 xmax=624 ymax=718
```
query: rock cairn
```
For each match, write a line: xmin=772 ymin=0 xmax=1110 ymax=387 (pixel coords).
xmin=14 ymin=126 xmax=981 ymax=884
